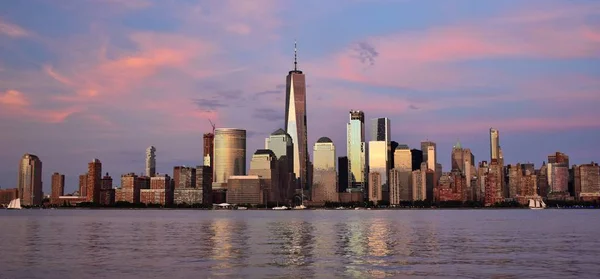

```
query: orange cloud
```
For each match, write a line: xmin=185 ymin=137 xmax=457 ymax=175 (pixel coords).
xmin=0 ymin=90 xmax=29 ymax=107
xmin=0 ymin=18 xmax=29 ymax=37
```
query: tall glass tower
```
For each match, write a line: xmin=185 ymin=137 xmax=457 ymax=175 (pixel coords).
xmin=285 ymin=42 xmax=309 ymax=190
xmin=347 ymin=110 xmax=366 ymax=192
xmin=490 ymin=128 xmax=500 ymax=161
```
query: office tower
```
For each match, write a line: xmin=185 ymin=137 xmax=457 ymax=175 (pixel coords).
xmin=371 ymin=118 xmax=391 ymax=142
xmin=490 ymin=128 xmax=500 ymax=161
xmin=312 ymin=138 xmax=338 ymax=203
xmin=100 ymin=173 xmax=115 ymax=206
xmin=485 ymin=159 xmax=504 ymax=205
xmin=410 ymin=149 xmax=423 ymax=171
xmin=226 ymin=175 xmax=266 ymax=205
xmin=347 ymin=110 xmax=366 ymax=191
xmin=537 ymin=164 xmax=549 ymax=197
xmin=249 ymin=149 xmax=280 ymax=203
xmin=18 ymin=153 xmax=43 ymax=206
xmin=548 ymin=152 xmax=569 ymax=166
xmin=338 ymin=157 xmax=349 ymax=193
xmin=87 ymin=159 xmax=102 ymax=203
xmin=506 ymin=164 xmax=521 ymax=199
xmin=146 ymin=146 xmax=156 ymax=177
xmin=266 ymin=128 xmax=295 ymax=202
xmin=197 ymin=166 xmax=212 ymax=205
xmin=213 ymin=128 xmax=246 ymax=186
xmin=421 ymin=141 xmax=437 ymax=171
xmin=451 ymin=141 xmax=475 ymax=193
xmin=389 ymin=141 xmax=399 ymax=171
xmin=390 ymin=145 xmax=412 ymax=204
xmin=574 ymin=163 xmax=600 ymax=201
xmin=78 ymin=174 xmax=87 ymax=197
xmin=285 ymin=42 xmax=308 ymax=191
xmin=203 ymin=133 xmax=215 ymax=167
xmin=51 ymin=172 xmax=65 ymax=204
xmin=369 ymin=141 xmax=388 ymax=203
xmin=173 ymin=166 xmax=196 ymax=189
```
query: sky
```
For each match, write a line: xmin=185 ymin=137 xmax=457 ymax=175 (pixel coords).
xmin=0 ymin=0 xmax=599 ymax=193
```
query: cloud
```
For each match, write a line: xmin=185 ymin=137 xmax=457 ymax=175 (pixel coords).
xmin=0 ymin=18 xmax=29 ymax=38
xmin=193 ymin=99 xmax=228 ymax=111
xmin=352 ymin=41 xmax=378 ymax=66
xmin=0 ymin=90 xmax=29 ymax=107
xmin=253 ymin=108 xmax=283 ymax=122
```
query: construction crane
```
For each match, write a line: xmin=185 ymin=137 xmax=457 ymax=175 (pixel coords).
xmin=208 ymin=119 xmax=216 ymax=134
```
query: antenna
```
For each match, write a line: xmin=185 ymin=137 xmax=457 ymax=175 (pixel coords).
xmin=208 ymin=119 xmax=216 ymax=134
xmin=294 ymin=40 xmax=297 ymax=71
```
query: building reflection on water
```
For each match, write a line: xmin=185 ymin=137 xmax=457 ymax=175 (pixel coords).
xmin=267 ymin=220 xmax=315 ymax=277
xmin=209 ymin=218 xmax=249 ymax=276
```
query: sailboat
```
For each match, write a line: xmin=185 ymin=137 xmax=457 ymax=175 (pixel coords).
xmin=528 ymin=199 xmax=546 ymax=210
xmin=7 ymin=198 xmax=21 ymax=210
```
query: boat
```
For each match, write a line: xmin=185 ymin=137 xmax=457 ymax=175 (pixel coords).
xmin=335 ymin=206 xmax=345 ymax=210
xmin=293 ymin=204 xmax=307 ymax=210
xmin=7 ymin=198 xmax=21 ymax=210
xmin=272 ymin=206 xmax=289 ymax=210
xmin=528 ymin=199 xmax=546 ymax=210
xmin=237 ymin=206 xmax=248 ymax=210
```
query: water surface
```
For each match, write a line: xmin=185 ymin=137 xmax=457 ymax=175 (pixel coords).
xmin=0 ymin=209 xmax=598 ymax=278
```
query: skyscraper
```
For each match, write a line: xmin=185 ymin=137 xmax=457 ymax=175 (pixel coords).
xmin=370 ymin=118 xmax=391 ymax=143
xmin=51 ymin=172 xmax=65 ymax=204
xmin=87 ymin=159 xmax=102 ymax=203
xmin=390 ymin=145 xmax=412 ymax=204
xmin=368 ymin=141 xmax=388 ymax=203
xmin=338 ymin=157 xmax=349 ymax=193
xmin=421 ymin=141 xmax=437 ymax=171
xmin=490 ymin=128 xmax=500 ymax=161
xmin=312 ymin=137 xmax=338 ymax=202
xmin=213 ymin=128 xmax=246 ymax=186
xmin=285 ymin=42 xmax=309 ymax=191
xmin=203 ymin=133 xmax=215 ymax=167
xmin=249 ymin=149 xmax=280 ymax=203
xmin=265 ymin=128 xmax=295 ymax=202
xmin=18 ymin=153 xmax=43 ymax=206
xmin=146 ymin=146 xmax=156 ymax=177
xmin=347 ymin=110 xmax=366 ymax=192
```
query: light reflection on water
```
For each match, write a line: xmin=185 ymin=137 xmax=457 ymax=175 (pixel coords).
xmin=1 ymin=210 xmax=599 ymax=279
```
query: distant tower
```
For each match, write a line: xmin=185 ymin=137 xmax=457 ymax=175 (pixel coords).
xmin=347 ymin=110 xmax=366 ymax=192
xmin=312 ymin=137 xmax=338 ymax=202
xmin=213 ymin=128 xmax=246 ymax=186
xmin=285 ymin=41 xmax=309 ymax=191
xmin=490 ymin=128 xmax=500 ymax=161
xmin=51 ymin=172 xmax=65 ymax=203
xmin=18 ymin=153 xmax=43 ymax=206
xmin=87 ymin=159 xmax=102 ymax=203
xmin=146 ymin=146 xmax=156 ymax=177
xmin=421 ymin=141 xmax=437 ymax=171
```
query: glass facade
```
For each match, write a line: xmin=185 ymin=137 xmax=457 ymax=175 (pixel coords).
xmin=368 ymin=141 xmax=388 ymax=201
xmin=490 ymin=128 xmax=499 ymax=161
xmin=285 ymin=71 xmax=308 ymax=190
xmin=213 ymin=128 xmax=246 ymax=185
xmin=313 ymin=137 xmax=336 ymax=171
xmin=347 ymin=110 xmax=365 ymax=190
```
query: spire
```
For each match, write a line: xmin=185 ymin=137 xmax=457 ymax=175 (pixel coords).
xmin=454 ymin=138 xmax=462 ymax=149
xmin=294 ymin=40 xmax=298 ymax=71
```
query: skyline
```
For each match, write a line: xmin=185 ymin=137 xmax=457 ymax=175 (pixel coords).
xmin=1 ymin=0 xmax=599 ymax=192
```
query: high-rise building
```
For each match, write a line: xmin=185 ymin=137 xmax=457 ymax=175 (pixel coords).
xmin=146 ymin=146 xmax=156 ymax=177
xmin=51 ymin=172 xmax=65 ymax=204
xmin=87 ymin=159 xmax=102 ymax=203
xmin=141 ymin=174 xmax=172 ymax=206
xmin=265 ymin=128 xmax=295 ymax=202
xmin=285 ymin=42 xmax=309 ymax=191
xmin=78 ymin=174 xmax=88 ymax=197
xmin=173 ymin=166 xmax=196 ymax=189
xmin=490 ymin=128 xmax=500 ymax=161
xmin=203 ymin=133 xmax=215 ymax=167
xmin=370 ymin=118 xmax=391 ymax=143
xmin=575 ymin=163 xmax=600 ymax=201
xmin=390 ymin=145 xmax=412 ymax=204
xmin=338 ymin=156 xmax=349 ymax=193
xmin=389 ymin=141 xmax=399 ymax=171
xmin=249 ymin=149 xmax=280 ymax=204
xmin=347 ymin=110 xmax=366 ymax=192
xmin=369 ymin=140 xmax=388 ymax=203
xmin=312 ymin=137 xmax=338 ymax=203
xmin=421 ymin=141 xmax=437 ymax=171
xmin=412 ymin=162 xmax=431 ymax=201
xmin=18 ymin=153 xmax=43 ymax=206
xmin=100 ymin=173 xmax=115 ymax=206
xmin=213 ymin=128 xmax=246 ymax=186
xmin=116 ymin=173 xmax=142 ymax=204
xmin=410 ymin=149 xmax=423 ymax=171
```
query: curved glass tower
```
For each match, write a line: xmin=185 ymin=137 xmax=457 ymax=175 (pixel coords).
xmin=213 ymin=128 xmax=246 ymax=185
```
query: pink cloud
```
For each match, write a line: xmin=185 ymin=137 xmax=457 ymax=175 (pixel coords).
xmin=0 ymin=90 xmax=29 ymax=107
xmin=0 ymin=18 xmax=29 ymax=38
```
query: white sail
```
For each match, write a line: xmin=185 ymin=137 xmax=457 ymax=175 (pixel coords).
xmin=540 ymin=200 xmax=546 ymax=208
xmin=7 ymin=198 xmax=21 ymax=210
xmin=529 ymin=199 xmax=535 ymax=208
xmin=535 ymin=200 xmax=540 ymax=208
